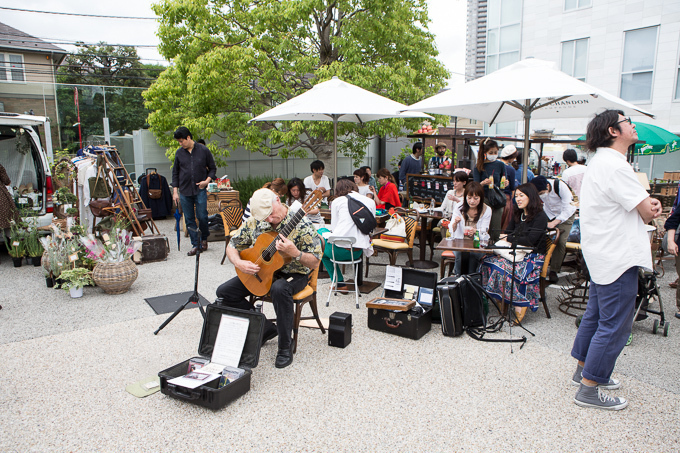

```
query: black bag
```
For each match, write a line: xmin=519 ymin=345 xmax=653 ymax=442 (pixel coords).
xmin=436 ymin=274 xmax=526 ymax=345
xmin=346 ymin=195 xmax=377 ymax=234
xmin=486 ymin=185 xmax=506 ymax=209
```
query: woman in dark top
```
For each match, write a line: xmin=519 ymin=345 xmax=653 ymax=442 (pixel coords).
xmin=499 ymin=145 xmax=518 ymax=230
xmin=472 ymin=138 xmax=507 ymax=242
xmin=481 ymin=183 xmax=548 ymax=322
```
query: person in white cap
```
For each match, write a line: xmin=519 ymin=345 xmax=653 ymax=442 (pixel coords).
xmin=216 ymin=188 xmax=323 ymax=369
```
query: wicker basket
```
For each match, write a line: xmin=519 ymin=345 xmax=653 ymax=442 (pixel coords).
xmin=93 ymin=258 xmax=139 ymax=295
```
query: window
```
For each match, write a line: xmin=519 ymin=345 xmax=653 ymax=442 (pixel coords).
xmin=564 ymin=0 xmax=591 ymax=11
xmin=561 ymin=38 xmax=588 ymax=81
xmin=0 ymin=54 xmax=25 ymax=82
xmin=486 ymin=0 xmax=522 ymax=74
xmin=675 ymin=53 xmax=680 ymax=100
xmin=620 ymin=27 xmax=658 ymax=103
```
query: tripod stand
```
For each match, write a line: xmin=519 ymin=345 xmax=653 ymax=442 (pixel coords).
xmin=154 ymin=232 xmax=206 ymax=335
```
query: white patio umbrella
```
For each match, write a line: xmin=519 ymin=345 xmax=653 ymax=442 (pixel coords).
xmin=404 ymin=58 xmax=654 ymax=182
xmin=249 ymin=76 xmax=432 ymax=183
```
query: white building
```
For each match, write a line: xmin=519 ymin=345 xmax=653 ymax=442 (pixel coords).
xmin=465 ymin=0 xmax=680 ymax=177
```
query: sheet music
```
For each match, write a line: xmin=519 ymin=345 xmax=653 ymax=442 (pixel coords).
xmin=211 ymin=314 xmax=250 ymax=368
xmin=384 ymin=265 xmax=403 ymax=291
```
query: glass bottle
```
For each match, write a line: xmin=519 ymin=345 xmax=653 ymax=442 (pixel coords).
xmin=473 ymin=230 xmax=480 ymax=249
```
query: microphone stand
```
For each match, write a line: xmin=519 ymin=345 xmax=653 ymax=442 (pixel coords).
xmin=154 ymin=227 xmax=207 ymax=335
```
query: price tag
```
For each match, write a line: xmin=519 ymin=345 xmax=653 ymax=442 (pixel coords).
xmin=12 ymin=241 xmax=20 ymax=247
xmin=18 ymin=197 xmax=28 ymax=204
xmin=102 ymin=233 xmax=110 ymax=242
xmin=69 ymin=253 xmax=78 ymax=262
xmin=111 ymin=243 xmax=117 ymax=249
xmin=58 ymin=262 xmax=63 ymax=267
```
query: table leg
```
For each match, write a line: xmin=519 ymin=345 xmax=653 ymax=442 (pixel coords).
xmin=412 ymin=216 xmax=438 ymax=269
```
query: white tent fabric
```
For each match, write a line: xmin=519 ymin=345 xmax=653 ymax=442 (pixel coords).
xmin=250 ymin=76 xmax=431 ymax=181
xmin=404 ymin=58 xmax=654 ymax=182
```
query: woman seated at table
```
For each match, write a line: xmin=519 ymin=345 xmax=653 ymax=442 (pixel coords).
xmin=480 ymin=183 xmax=548 ymax=322
xmin=441 ymin=171 xmax=469 ymax=218
xmin=448 ymin=182 xmax=491 ymax=275
xmin=286 ymin=177 xmax=323 ymax=225
xmin=320 ymin=179 xmax=376 ymax=290
xmin=370 ymin=168 xmax=401 ymax=210
xmin=353 ymin=168 xmax=374 ymax=199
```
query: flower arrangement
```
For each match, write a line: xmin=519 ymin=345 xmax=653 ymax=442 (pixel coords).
xmin=80 ymin=226 xmax=142 ymax=264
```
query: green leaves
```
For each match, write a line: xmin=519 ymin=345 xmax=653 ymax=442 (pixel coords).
xmin=147 ymin=0 xmax=450 ymax=168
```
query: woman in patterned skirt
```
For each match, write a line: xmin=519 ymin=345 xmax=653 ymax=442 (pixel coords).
xmin=481 ymin=183 xmax=548 ymax=322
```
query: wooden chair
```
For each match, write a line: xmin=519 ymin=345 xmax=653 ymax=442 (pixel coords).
xmin=538 ymin=228 xmax=560 ymax=318
xmin=365 ymin=213 xmax=419 ymax=276
xmin=249 ymin=243 xmax=326 ymax=354
xmin=219 ymin=199 xmax=244 ymax=265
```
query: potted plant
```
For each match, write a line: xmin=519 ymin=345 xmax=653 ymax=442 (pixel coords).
xmin=6 ymin=222 xmax=26 ymax=267
xmin=58 ymin=267 xmax=93 ymax=298
xmin=25 ymin=229 xmax=44 ymax=266
xmin=54 ymin=187 xmax=78 ymax=219
xmin=66 ymin=207 xmax=79 ymax=229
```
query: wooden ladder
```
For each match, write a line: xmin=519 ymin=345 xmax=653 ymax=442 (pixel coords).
xmin=97 ymin=148 xmax=160 ymax=237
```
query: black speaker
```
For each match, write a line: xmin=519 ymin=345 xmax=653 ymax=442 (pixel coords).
xmin=328 ymin=312 xmax=352 ymax=348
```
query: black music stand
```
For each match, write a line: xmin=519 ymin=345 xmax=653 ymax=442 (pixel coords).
xmin=154 ymin=230 xmax=206 ymax=335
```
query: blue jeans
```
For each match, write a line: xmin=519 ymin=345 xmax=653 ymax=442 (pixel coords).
xmin=180 ymin=189 xmax=209 ymax=248
xmin=571 ymin=267 xmax=638 ymax=384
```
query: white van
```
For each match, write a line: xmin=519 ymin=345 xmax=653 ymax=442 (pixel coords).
xmin=0 ymin=112 xmax=54 ymax=234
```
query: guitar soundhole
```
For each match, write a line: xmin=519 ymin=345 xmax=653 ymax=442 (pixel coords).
xmin=262 ymin=250 xmax=272 ymax=262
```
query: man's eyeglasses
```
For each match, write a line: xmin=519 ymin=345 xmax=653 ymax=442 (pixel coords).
xmin=616 ymin=117 xmax=632 ymax=125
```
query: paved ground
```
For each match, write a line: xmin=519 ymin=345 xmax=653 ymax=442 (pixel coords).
xmin=1 ymin=217 xmax=679 ymax=452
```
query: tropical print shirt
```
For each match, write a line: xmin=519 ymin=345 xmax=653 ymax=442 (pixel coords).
xmin=229 ymin=210 xmax=323 ymax=275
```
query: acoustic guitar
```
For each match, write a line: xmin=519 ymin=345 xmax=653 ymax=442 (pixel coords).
xmin=236 ymin=189 xmax=323 ymax=296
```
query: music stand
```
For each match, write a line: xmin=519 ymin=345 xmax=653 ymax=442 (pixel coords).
xmin=154 ymin=229 xmax=206 ymax=335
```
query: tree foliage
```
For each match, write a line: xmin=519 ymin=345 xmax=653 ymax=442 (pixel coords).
xmin=56 ymin=44 xmax=162 ymax=149
xmin=145 ymin=0 xmax=450 ymax=171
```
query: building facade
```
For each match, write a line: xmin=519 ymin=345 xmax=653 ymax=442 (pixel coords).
xmin=465 ymin=0 xmax=680 ymax=176
xmin=0 ymin=22 xmax=66 ymax=149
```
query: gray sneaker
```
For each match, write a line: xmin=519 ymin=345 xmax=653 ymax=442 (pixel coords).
xmin=574 ymin=383 xmax=628 ymax=410
xmin=571 ymin=364 xmax=621 ymax=390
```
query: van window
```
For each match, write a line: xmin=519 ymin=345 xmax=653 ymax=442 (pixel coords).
xmin=0 ymin=125 xmax=43 ymax=209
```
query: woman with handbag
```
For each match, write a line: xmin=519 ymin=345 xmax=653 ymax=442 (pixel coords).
xmin=472 ymin=138 xmax=507 ymax=242
xmin=480 ymin=183 xmax=548 ymax=322
xmin=370 ymin=168 xmax=401 ymax=210
xmin=448 ymin=182 xmax=492 ymax=275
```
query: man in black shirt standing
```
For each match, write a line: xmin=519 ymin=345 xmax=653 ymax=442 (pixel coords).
xmin=172 ymin=127 xmax=217 ymax=256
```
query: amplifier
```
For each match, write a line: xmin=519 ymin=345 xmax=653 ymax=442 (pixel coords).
xmin=328 ymin=312 xmax=352 ymax=348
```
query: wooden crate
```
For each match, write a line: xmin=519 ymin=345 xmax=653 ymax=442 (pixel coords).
xmin=660 ymin=185 xmax=678 ymax=196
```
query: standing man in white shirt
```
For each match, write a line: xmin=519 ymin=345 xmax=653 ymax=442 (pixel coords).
xmin=561 ymin=149 xmax=587 ymax=198
xmin=530 ymin=175 xmax=577 ymax=282
xmin=570 ymin=110 xmax=662 ymax=411
xmin=304 ymin=160 xmax=331 ymax=205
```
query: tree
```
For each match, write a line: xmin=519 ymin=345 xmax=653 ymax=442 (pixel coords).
xmin=56 ymin=44 xmax=162 ymax=150
xmin=145 ymin=0 xmax=450 ymax=173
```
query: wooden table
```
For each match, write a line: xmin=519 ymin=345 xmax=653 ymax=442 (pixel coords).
xmin=412 ymin=211 xmax=444 ymax=269
xmin=436 ymin=238 xmax=492 ymax=274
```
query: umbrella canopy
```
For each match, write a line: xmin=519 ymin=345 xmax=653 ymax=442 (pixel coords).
xmin=404 ymin=58 xmax=654 ymax=182
xmin=249 ymin=76 xmax=432 ymax=182
xmin=173 ymin=204 xmax=182 ymax=251
xmin=578 ymin=122 xmax=680 ymax=155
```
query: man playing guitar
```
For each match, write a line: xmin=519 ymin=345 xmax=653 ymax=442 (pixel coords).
xmin=216 ymin=188 xmax=323 ymax=369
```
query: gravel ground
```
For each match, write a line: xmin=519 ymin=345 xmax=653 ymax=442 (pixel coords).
xmin=1 ymin=217 xmax=679 ymax=452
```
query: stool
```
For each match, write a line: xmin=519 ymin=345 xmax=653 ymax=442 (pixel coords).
xmin=440 ymin=250 xmax=456 ymax=278
xmin=325 ymin=236 xmax=363 ymax=309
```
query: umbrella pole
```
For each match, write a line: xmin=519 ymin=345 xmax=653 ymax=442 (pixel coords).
xmin=522 ymin=100 xmax=531 ymax=184
xmin=334 ymin=116 xmax=338 ymax=189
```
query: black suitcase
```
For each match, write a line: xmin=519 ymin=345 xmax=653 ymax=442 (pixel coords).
xmin=141 ymin=234 xmax=170 ymax=262
xmin=438 ymin=275 xmax=465 ymax=337
xmin=367 ymin=269 xmax=437 ymax=340
xmin=158 ymin=305 xmax=265 ymax=410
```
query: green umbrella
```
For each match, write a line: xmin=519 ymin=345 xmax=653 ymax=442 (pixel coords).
xmin=578 ymin=122 xmax=680 ymax=155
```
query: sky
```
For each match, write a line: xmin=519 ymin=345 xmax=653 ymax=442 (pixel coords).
xmin=0 ymin=0 xmax=467 ymax=85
